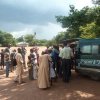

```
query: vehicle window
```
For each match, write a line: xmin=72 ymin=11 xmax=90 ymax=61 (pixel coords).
xmin=92 ymin=45 xmax=99 ymax=54
xmin=81 ymin=45 xmax=91 ymax=54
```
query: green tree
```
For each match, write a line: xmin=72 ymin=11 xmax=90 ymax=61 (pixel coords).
xmin=56 ymin=5 xmax=100 ymax=39
xmin=80 ymin=22 xmax=96 ymax=38
xmin=16 ymin=36 xmax=24 ymax=42
xmin=0 ymin=30 xmax=16 ymax=46
xmin=24 ymin=34 xmax=35 ymax=45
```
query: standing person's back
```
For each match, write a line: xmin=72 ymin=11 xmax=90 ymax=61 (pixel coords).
xmin=59 ymin=42 xmax=73 ymax=83
xmin=60 ymin=47 xmax=73 ymax=59
xmin=38 ymin=51 xmax=51 ymax=89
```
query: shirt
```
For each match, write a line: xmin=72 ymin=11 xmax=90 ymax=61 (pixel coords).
xmin=59 ymin=46 xmax=73 ymax=59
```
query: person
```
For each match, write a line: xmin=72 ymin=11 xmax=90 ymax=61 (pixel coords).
xmin=0 ymin=49 xmax=4 ymax=70
xmin=4 ymin=44 xmax=11 ymax=54
xmin=35 ymin=47 xmax=39 ymax=66
xmin=4 ymin=48 xmax=11 ymax=77
xmin=14 ymin=48 xmax=24 ymax=84
xmin=29 ymin=48 xmax=36 ymax=79
xmin=21 ymin=46 xmax=26 ymax=69
xmin=38 ymin=51 xmax=51 ymax=89
xmin=33 ymin=48 xmax=38 ymax=79
xmin=10 ymin=49 xmax=17 ymax=72
xmin=59 ymin=41 xmax=73 ymax=83
xmin=51 ymin=45 xmax=59 ymax=77
xmin=27 ymin=55 xmax=34 ymax=80
xmin=48 ymin=49 xmax=56 ymax=86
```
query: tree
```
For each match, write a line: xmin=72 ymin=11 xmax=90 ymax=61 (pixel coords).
xmin=56 ymin=5 xmax=100 ymax=39
xmin=16 ymin=36 xmax=24 ymax=42
xmin=80 ymin=22 xmax=96 ymax=38
xmin=24 ymin=34 xmax=35 ymax=46
xmin=56 ymin=6 xmax=92 ymax=38
xmin=0 ymin=30 xmax=16 ymax=46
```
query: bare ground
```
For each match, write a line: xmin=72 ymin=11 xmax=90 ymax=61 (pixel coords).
xmin=0 ymin=47 xmax=100 ymax=100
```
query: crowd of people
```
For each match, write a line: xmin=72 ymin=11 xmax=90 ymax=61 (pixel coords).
xmin=0 ymin=41 xmax=75 ymax=89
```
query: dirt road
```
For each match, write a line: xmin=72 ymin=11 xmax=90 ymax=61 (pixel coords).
xmin=0 ymin=70 xmax=100 ymax=100
xmin=0 ymin=47 xmax=100 ymax=100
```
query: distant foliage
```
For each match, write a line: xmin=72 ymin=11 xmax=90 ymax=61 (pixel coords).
xmin=0 ymin=30 xmax=16 ymax=46
xmin=56 ymin=5 xmax=100 ymax=40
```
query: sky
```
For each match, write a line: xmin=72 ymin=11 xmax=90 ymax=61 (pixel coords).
xmin=0 ymin=0 xmax=94 ymax=40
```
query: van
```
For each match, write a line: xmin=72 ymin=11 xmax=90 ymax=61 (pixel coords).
xmin=75 ymin=39 xmax=100 ymax=80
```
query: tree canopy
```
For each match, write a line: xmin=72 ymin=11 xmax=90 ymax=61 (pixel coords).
xmin=0 ymin=31 xmax=16 ymax=46
xmin=56 ymin=5 xmax=100 ymax=40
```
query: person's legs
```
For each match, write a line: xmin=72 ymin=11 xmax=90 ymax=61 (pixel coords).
xmin=59 ymin=60 xmax=62 ymax=78
xmin=29 ymin=67 xmax=33 ymax=80
xmin=66 ymin=60 xmax=71 ymax=82
xmin=5 ymin=62 xmax=10 ymax=77
xmin=14 ymin=75 xmax=19 ymax=82
xmin=19 ymin=73 xmax=22 ymax=84
xmin=62 ymin=59 xmax=66 ymax=82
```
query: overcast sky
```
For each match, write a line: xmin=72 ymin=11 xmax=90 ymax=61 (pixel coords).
xmin=0 ymin=0 xmax=94 ymax=40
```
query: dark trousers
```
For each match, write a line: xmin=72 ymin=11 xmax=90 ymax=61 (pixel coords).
xmin=53 ymin=60 xmax=60 ymax=78
xmin=62 ymin=59 xmax=71 ymax=82
xmin=29 ymin=66 xmax=33 ymax=80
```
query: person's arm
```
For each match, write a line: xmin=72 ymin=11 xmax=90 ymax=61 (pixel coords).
xmin=59 ymin=49 xmax=63 ymax=58
xmin=70 ymin=49 xmax=74 ymax=58
xmin=48 ymin=55 xmax=52 ymax=62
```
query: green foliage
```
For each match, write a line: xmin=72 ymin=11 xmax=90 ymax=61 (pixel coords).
xmin=0 ymin=30 xmax=16 ymax=46
xmin=56 ymin=5 xmax=100 ymax=39
xmin=16 ymin=36 xmax=24 ymax=42
xmin=36 ymin=39 xmax=48 ymax=46
xmin=80 ymin=22 xmax=96 ymax=38
xmin=24 ymin=34 xmax=35 ymax=46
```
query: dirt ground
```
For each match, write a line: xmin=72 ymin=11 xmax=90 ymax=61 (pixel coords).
xmin=0 ymin=47 xmax=100 ymax=100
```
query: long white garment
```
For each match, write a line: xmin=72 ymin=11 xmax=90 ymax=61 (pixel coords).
xmin=33 ymin=52 xmax=37 ymax=64
xmin=15 ymin=53 xmax=23 ymax=76
xmin=50 ymin=62 xmax=56 ymax=78
xmin=32 ymin=52 xmax=38 ymax=79
xmin=33 ymin=64 xmax=38 ymax=79
xmin=14 ymin=53 xmax=23 ymax=83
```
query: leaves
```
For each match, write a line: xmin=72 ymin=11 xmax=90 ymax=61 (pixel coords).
xmin=56 ymin=5 xmax=100 ymax=39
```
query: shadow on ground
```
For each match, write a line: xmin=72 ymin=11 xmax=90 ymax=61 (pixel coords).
xmin=0 ymin=70 xmax=100 ymax=100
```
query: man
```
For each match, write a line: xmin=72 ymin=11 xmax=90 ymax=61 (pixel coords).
xmin=59 ymin=42 xmax=73 ymax=82
xmin=14 ymin=48 xmax=24 ymax=84
xmin=21 ymin=46 xmax=26 ymax=69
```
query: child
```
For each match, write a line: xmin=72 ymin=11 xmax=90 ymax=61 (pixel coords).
xmin=48 ymin=49 xmax=56 ymax=86
xmin=27 ymin=56 xmax=33 ymax=80
xmin=50 ymin=61 xmax=56 ymax=85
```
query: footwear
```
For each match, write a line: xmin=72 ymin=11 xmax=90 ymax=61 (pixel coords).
xmin=19 ymin=81 xmax=26 ymax=84
xmin=14 ymin=80 xmax=18 ymax=83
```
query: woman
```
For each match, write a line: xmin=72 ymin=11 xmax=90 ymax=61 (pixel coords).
xmin=38 ymin=51 xmax=51 ymax=89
